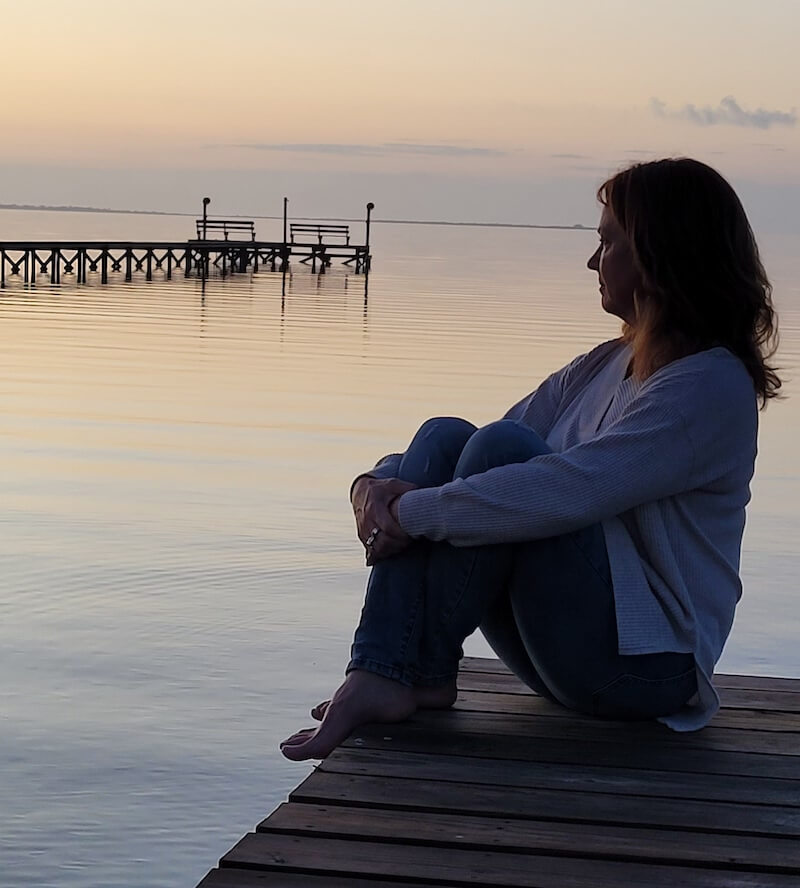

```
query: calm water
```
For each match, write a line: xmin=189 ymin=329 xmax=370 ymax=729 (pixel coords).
xmin=1 ymin=209 xmax=799 ymax=887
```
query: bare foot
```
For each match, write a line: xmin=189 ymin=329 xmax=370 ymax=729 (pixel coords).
xmin=415 ymin=679 xmax=458 ymax=710
xmin=309 ymin=679 xmax=457 ymax=722
xmin=281 ymin=670 xmax=418 ymax=761
xmin=310 ymin=699 xmax=329 ymax=721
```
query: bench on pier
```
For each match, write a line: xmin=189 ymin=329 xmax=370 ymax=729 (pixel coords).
xmin=289 ymin=223 xmax=350 ymax=245
xmin=195 ymin=219 xmax=256 ymax=241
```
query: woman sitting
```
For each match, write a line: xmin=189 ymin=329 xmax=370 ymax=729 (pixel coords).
xmin=281 ymin=157 xmax=781 ymax=761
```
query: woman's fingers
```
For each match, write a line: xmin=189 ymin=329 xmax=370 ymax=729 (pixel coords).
xmin=362 ymin=516 xmax=409 ymax=563
xmin=353 ymin=476 xmax=419 ymax=560
xmin=357 ymin=496 xmax=406 ymax=543
xmin=366 ymin=533 xmax=411 ymax=564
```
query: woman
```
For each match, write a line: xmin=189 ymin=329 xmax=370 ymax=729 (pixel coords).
xmin=281 ymin=157 xmax=781 ymax=761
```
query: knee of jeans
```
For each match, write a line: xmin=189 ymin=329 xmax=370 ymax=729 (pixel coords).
xmin=456 ymin=419 xmax=549 ymax=476
xmin=414 ymin=416 xmax=476 ymax=450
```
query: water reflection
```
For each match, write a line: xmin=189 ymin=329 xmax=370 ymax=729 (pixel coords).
xmin=0 ymin=211 xmax=798 ymax=888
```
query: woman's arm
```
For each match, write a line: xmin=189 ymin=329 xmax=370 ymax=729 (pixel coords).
xmin=397 ymin=358 xmax=756 ymax=546
xmin=503 ymin=359 xmax=574 ymax=436
xmin=351 ymin=343 xmax=619 ymax=500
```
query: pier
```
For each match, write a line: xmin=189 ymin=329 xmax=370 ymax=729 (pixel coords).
xmin=0 ymin=201 xmax=374 ymax=288
xmin=0 ymin=240 xmax=370 ymax=288
xmin=197 ymin=656 xmax=800 ymax=887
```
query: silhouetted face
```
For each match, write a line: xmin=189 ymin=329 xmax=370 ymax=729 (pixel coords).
xmin=587 ymin=207 xmax=641 ymax=325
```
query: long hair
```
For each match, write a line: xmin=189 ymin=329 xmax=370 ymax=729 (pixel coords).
xmin=598 ymin=158 xmax=781 ymax=406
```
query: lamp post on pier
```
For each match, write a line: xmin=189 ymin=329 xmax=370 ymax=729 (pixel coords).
xmin=202 ymin=197 xmax=211 ymax=240
xmin=365 ymin=202 xmax=374 ymax=273
xmin=282 ymin=197 xmax=289 ymax=270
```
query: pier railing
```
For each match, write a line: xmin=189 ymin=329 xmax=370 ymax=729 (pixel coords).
xmin=0 ymin=238 xmax=371 ymax=288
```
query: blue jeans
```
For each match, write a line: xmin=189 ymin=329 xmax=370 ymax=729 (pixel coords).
xmin=349 ymin=417 xmax=696 ymax=720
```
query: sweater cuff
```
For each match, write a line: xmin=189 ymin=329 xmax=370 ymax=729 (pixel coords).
xmin=349 ymin=453 xmax=403 ymax=500
xmin=396 ymin=487 xmax=447 ymax=540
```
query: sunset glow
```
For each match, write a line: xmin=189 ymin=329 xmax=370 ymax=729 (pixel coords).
xmin=1 ymin=0 xmax=798 ymax=225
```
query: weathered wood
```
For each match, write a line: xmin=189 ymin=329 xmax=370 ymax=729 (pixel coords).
xmin=291 ymin=770 xmax=800 ymax=837
xmin=198 ymin=661 xmax=800 ymax=887
xmin=453 ymin=689 xmax=800 ymax=731
xmin=319 ymin=747 xmax=800 ymax=807
xmin=261 ymin=802 xmax=800 ymax=872
xmin=221 ymin=832 xmax=800 ymax=887
xmin=342 ymin=720 xmax=800 ymax=778
xmin=457 ymin=671 xmax=800 ymax=712
xmin=198 ymin=871 xmax=442 ymax=887
xmin=460 ymin=656 xmax=800 ymax=692
xmin=399 ymin=708 xmax=800 ymax=756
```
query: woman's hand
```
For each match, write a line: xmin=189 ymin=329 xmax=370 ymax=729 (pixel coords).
xmin=351 ymin=476 xmax=419 ymax=563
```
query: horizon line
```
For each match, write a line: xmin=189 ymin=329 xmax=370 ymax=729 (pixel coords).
xmin=0 ymin=203 xmax=593 ymax=232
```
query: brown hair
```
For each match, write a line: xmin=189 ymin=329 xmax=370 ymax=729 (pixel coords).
xmin=598 ymin=158 xmax=781 ymax=406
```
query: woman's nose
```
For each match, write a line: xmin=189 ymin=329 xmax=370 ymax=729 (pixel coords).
xmin=587 ymin=246 xmax=600 ymax=270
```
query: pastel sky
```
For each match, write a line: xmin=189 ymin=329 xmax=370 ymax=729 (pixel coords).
xmin=1 ymin=0 xmax=798 ymax=228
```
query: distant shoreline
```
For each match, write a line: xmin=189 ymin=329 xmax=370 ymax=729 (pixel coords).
xmin=0 ymin=203 xmax=592 ymax=232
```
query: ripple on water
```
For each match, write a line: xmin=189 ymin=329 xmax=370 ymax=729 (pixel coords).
xmin=1 ymin=218 xmax=799 ymax=887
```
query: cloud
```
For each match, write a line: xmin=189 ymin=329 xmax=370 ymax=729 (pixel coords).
xmin=650 ymin=96 xmax=797 ymax=130
xmin=550 ymin=153 xmax=589 ymax=159
xmin=222 ymin=141 xmax=506 ymax=158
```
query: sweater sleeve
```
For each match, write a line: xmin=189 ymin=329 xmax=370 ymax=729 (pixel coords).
xmin=352 ymin=343 xmax=622 ymax=501
xmin=502 ymin=370 xmax=565 ymax=437
xmin=397 ymin=364 xmax=746 ymax=546
xmin=503 ymin=355 xmax=579 ymax=437
xmin=348 ymin=452 xmax=403 ymax=500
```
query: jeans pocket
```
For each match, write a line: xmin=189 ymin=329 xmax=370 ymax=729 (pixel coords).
xmin=592 ymin=667 xmax=698 ymax=720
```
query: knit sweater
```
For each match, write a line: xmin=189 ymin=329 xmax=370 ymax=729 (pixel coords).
xmin=392 ymin=339 xmax=759 ymax=731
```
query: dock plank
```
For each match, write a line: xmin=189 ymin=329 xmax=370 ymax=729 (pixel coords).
xmin=291 ymin=770 xmax=800 ymax=837
xmin=198 ymin=659 xmax=800 ymax=886
xmin=452 ymin=689 xmax=800 ymax=731
xmin=198 ymin=871 xmax=443 ymax=887
xmin=457 ymin=671 xmax=800 ymax=712
xmin=261 ymin=801 xmax=800 ymax=871
xmin=343 ymin=719 xmax=800 ymax=778
xmin=404 ymin=707 xmax=800 ymax=755
xmin=320 ymin=747 xmax=800 ymax=807
xmin=460 ymin=657 xmax=800 ymax=692
xmin=221 ymin=832 xmax=800 ymax=887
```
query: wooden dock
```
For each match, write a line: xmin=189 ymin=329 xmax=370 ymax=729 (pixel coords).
xmin=196 ymin=656 xmax=800 ymax=887
xmin=0 ymin=201 xmax=375 ymax=287
xmin=0 ymin=238 xmax=370 ymax=288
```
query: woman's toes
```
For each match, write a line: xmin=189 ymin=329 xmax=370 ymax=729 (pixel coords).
xmin=281 ymin=735 xmax=320 ymax=761
xmin=281 ymin=672 xmax=421 ymax=761
xmin=311 ymin=700 xmax=331 ymax=721
xmin=280 ymin=727 xmax=317 ymax=748
xmin=280 ymin=721 xmax=342 ymax=761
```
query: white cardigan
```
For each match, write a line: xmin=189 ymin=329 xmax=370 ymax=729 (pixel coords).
xmin=397 ymin=339 xmax=758 ymax=730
